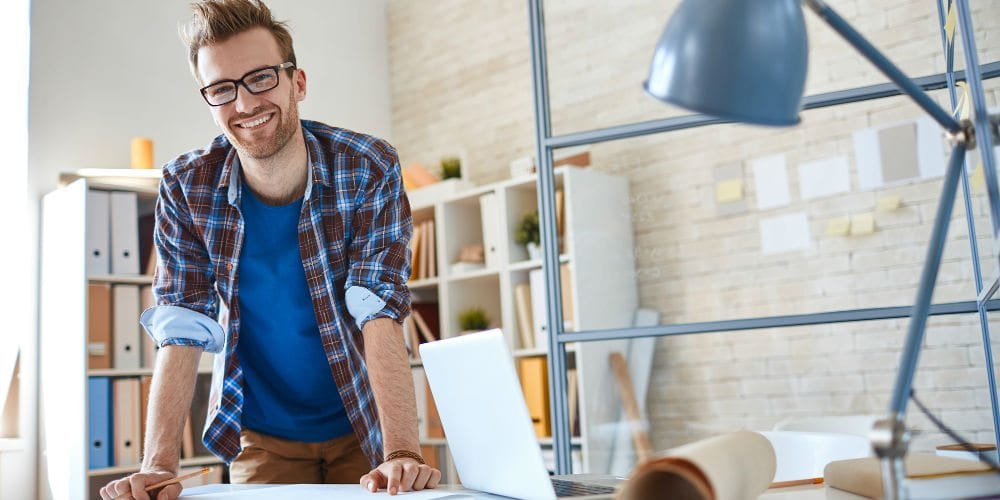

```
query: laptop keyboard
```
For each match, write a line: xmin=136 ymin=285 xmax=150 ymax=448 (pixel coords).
xmin=551 ymin=478 xmax=617 ymax=497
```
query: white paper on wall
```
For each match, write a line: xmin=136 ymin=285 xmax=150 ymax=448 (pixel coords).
xmin=759 ymin=212 xmax=811 ymax=254
xmin=854 ymin=128 xmax=882 ymax=190
xmin=917 ymin=116 xmax=947 ymax=179
xmin=751 ymin=154 xmax=791 ymax=209
xmin=798 ymin=156 xmax=851 ymax=200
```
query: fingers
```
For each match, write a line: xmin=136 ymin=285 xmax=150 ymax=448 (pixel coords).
xmin=426 ymin=467 xmax=442 ymax=489
xmin=360 ymin=468 xmax=387 ymax=493
xmin=155 ymin=483 xmax=183 ymax=500
xmin=412 ymin=465 xmax=432 ymax=490
xmin=128 ymin=474 xmax=151 ymax=500
xmin=100 ymin=477 xmax=130 ymax=500
xmin=384 ymin=461 xmax=403 ymax=495
xmin=398 ymin=461 xmax=420 ymax=492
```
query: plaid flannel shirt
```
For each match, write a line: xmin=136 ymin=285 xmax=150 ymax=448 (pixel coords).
xmin=139 ymin=120 xmax=412 ymax=465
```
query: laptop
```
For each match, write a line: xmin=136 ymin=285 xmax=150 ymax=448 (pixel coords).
xmin=419 ymin=329 xmax=622 ymax=499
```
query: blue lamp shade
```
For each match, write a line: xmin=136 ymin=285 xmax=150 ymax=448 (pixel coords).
xmin=644 ymin=0 xmax=809 ymax=126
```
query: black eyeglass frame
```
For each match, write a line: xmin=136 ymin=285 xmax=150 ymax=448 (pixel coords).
xmin=199 ymin=61 xmax=296 ymax=107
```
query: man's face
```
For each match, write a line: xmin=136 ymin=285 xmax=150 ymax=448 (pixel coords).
xmin=196 ymin=27 xmax=306 ymax=160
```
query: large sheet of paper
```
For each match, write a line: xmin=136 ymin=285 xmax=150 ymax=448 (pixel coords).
xmin=798 ymin=156 xmax=850 ymax=200
xmin=181 ymin=484 xmax=463 ymax=499
xmin=759 ymin=213 xmax=811 ymax=254
xmin=751 ymin=154 xmax=791 ymax=209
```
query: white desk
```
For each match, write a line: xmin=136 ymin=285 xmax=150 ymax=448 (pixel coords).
xmin=181 ymin=483 xmax=869 ymax=499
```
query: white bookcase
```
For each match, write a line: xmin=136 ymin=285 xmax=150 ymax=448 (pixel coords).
xmin=39 ymin=173 xmax=221 ymax=500
xmin=408 ymin=166 xmax=639 ymax=475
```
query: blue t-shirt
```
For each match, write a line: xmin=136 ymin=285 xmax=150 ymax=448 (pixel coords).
xmin=237 ymin=186 xmax=352 ymax=442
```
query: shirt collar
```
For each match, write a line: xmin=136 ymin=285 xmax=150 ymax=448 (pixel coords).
xmin=217 ymin=121 xmax=332 ymax=206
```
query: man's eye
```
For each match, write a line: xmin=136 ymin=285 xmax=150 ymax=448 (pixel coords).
xmin=209 ymin=84 xmax=234 ymax=97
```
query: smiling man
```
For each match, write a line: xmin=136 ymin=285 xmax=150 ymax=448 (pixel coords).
xmin=99 ymin=1 xmax=437 ymax=499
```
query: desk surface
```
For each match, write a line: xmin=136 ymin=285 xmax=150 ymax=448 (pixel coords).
xmin=180 ymin=483 xmax=868 ymax=499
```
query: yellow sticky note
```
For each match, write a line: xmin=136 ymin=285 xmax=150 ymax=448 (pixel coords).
xmin=944 ymin=1 xmax=957 ymax=45
xmin=715 ymin=179 xmax=744 ymax=203
xmin=971 ymin=162 xmax=985 ymax=191
xmin=877 ymin=195 xmax=902 ymax=212
xmin=850 ymin=213 xmax=876 ymax=236
xmin=826 ymin=217 xmax=851 ymax=236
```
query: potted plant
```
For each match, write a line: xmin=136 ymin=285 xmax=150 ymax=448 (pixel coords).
xmin=458 ymin=307 xmax=490 ymax=334
xmin=515 ymin=210 xmax=541 ymax=259
xmin=440 ymin=156 xmax=462 ymax=180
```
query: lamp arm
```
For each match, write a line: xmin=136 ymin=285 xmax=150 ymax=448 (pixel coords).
xmin=889 ymin=144 xmax=968 ymax=418
xmin=803 ymin=0 xmax=962 ymax=133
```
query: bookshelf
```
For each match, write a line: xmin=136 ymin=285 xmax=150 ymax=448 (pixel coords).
xmin=404 ymin=166 xmax=639 ymax=477
xmin=39 ymin=173 xmax=223 ymax=500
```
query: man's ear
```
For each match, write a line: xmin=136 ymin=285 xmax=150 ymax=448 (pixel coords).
xmin=294 ymin=68 xmax=307 ymax=102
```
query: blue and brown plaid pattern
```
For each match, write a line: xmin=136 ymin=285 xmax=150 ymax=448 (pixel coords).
xmin=150 ymin=120 xmax=412 ymax=465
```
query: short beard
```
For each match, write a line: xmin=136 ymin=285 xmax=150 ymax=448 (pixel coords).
xmin=228 ymin=89 xmax=299 ymax=160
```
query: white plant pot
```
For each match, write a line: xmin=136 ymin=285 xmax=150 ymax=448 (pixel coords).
xmin=526 ymin=242 xmax=542 ymax=260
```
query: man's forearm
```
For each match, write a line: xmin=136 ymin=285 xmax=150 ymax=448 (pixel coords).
xmin=141 ymin=344 xmax=203 ymax=473
xmin=363 ymin=317 xmax=420 ymax=457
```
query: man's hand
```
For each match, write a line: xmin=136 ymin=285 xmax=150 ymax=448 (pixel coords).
xmin=360 ymin=457 xmax=441 ymax=495
xmin=99 ymin=469 xmax=181 ymax=500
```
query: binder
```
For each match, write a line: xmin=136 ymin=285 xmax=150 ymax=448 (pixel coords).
xmin=560 ymin=264 xmax=575 ymax=331
xmin=529 ymin=269 xmax=548 ymax=348
xmin=87 ymin=377 xmax=113 ymax=469
xmin=112 ymin=285 xmax=142 ymax=369
xmin=112 ymin=377 xmax=142 ymax=465
xmin=87 ymin=283 xmax=113 ymax=369
xmin=139 ymin=375 xmax=152 ymax=452
xmin=110 ymin=191 xmax=140 ymax=274
xmin=479 ymin=193 xmax=500 ymax=268
xmin=139 ymin=285 xmax=157 ymax=368
xmin=86 ymin=190 xmax=111 ymax=276
xmin=518 ymin=356 xmax=551 ymax=437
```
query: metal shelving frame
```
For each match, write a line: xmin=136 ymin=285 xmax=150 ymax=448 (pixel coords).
xmin=527 ymin=0 xmax=1000 ymax=474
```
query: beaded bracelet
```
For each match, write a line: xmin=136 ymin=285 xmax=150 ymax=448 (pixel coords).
xmin=385 ymin=449 xmax=426 ymax=465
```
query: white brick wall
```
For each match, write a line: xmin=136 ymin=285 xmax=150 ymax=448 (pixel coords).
xmin=388 ymin=0 xmax=1000 ymax=458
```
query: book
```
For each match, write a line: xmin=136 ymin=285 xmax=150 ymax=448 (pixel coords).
xmin=825 ymin=453 xmax=998 ymax=499
xmin=139 ymin=285 xmax=157 ymax=368
xmin=479 ymin=193 xmax=500 ymax=269
xmin=567 ymin=368 xmax=579 ymax=437
xmin=560 ymin=264 xmax=575 ymax=331
xmin=411 ymin=303 xmax=440 ymax=342
xmin=426 ymin=219 xmax=436 ymax=278
xmin=85 ymin=190 xmax=110 ymax=276
xmin=513 ymin=283 xmax=534 ymax=350
xmin=411 ymin=310 xmax=437 ymax=343
xmin=419 ymin=221 xmax=431 ymax=280
xmin=112 ymin=285 xmax=142 ymax=369
xmin=109 ymin=191 xmax=140 ymax=274
xmin=410 ymin=220 xmax=423 ymax=280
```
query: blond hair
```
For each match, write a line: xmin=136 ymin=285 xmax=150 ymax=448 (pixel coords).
xmin=179 ymin=0 xmax=296 ymax=82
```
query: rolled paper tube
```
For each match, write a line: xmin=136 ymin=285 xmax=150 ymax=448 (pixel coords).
xmin=131 ymin=137 xmax=154 ymax=169
xmin=619 ymin=431 xmax=776 ymax=500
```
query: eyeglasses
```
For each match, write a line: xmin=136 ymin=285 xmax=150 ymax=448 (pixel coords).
xmin=199 ymin=61 xmax=295 ymax=106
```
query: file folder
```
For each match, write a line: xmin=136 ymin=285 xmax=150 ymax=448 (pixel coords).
xmin=112 ymin=377 xmax=142 ymax=465
xmin=88 ymin=377 xmax=113 ymax=469
xmin=112 ymin=285 xmax=142 ymax=369
xmin=87 ymin=283 xmax=113 ymax=369
xmin=85 ymin=190 xmax=111 ymax=276
xmin=110 ymin=191 xmax=140 ymax=274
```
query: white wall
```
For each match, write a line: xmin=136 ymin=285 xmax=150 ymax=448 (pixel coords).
xmin=25 ymin=1 xmax=391 ymax=497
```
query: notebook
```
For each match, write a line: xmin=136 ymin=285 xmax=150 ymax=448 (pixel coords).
xmin=419 ymin=329 xmax=620 ymax=499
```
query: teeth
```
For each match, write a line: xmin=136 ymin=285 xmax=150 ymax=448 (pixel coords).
xmin=239 ymin=114 xmax=271 ymax=128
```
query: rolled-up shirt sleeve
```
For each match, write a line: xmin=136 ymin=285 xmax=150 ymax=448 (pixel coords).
xmin=345 ymin=145 xmax=412 ymax=330
xmin=142 ymin=167 xmax=225 ymax=353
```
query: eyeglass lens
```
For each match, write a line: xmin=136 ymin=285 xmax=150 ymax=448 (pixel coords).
xmin=203 ymin=67 xmax=280 ymax=106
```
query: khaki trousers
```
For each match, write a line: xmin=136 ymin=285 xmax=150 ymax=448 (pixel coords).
xmin=229 ymin=428 xmax=373 ymax=484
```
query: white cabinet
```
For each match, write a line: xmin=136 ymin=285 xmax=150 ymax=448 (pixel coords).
xmin=407 ymin=166 xmax=639 ymax=475
xmin=40 ymin=174 xmax=220 ymax=500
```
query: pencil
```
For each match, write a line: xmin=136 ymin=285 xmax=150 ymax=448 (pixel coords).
xmin=769 ymin=477 xmax=824 ymax=488
xmin=113 ymin=467 xmax=213 ymax=499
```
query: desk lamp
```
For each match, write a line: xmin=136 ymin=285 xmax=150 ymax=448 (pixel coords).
xmin=644 ymin=0 xmax=995 ymax=498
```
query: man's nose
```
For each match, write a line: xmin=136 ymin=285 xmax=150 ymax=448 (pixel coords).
xmin=233 ymin=85 xmax=260 ymax=114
